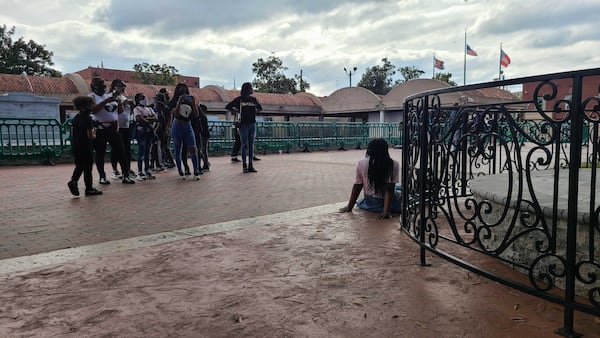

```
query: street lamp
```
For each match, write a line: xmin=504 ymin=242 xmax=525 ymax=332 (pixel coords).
xmin=21 ymin=71 xmax=33 ymax=93
xmin=344 ymin=66 xmax=357 ymax=87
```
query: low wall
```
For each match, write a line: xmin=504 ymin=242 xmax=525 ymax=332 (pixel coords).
xmin=470 ymin=169 xmax=600 ymax=297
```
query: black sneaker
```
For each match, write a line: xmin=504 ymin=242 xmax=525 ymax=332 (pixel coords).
xmin=202 ymin=166 xmax=210 ymax=171
xmin=122 ymin=176 xmax=136 ymax=184
xmin=68 ymin=180 xmax=79 ymax=196
xmin=99 ymin=177 xmax=111 ymax=185
xmin=252 ymin=156 xmax=261 ymax=161
xmin=247 ymin=166 xmax=257 ymax=173
xmin=243 ymin=163 xmax=248 ymax=173
xmin=85 ymin=188 xmax=103 ymax=196
xmin=231 ymin=157 xmax=240 ymax=163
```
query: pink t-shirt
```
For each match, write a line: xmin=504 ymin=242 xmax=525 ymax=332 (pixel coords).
xmin=354 ymin=157 xmax=400 ymax=198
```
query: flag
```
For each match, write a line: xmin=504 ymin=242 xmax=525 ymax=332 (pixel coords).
xmin=500 ymin=49 xmax=511 ymax=67
xmin=466 ymin=44 xmax=478 ymax=56
xmin=434 ymin=57 xmax=445 ymax=70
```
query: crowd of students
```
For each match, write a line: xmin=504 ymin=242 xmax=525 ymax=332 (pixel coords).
xmin=67 ymin=78 xmax=218 ymax=196
xmin=68 ymin=78 xmax=402 ymax=221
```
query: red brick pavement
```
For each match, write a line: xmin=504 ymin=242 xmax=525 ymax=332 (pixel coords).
xmin=1 ymin=149 xmax=599 ymax=337
xmin=0 ymin=150 xmax=365 ymax=259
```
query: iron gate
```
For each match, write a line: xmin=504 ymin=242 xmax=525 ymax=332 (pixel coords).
xmin=401 ymin=68 xmax=600 ymax=336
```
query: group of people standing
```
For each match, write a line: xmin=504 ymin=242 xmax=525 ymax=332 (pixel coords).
xmin=67 ymin=79 xmax=262 ymax=196
xmin=67 ymin=77 xmax=403 ymax=220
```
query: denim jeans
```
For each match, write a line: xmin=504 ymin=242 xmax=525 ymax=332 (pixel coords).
xmin=239 ymin=122 xmax=256 ymax=164
xmin=356 ymin=184 xmax=402 ymax=213
xmin=171 ymin=120 xmax=199 ymax=175
xmin=136 ymin=132 xmax=153 ymax=173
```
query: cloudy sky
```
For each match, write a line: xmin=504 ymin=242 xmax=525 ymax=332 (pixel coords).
xmin=2 ymin=0 xmax=599 ymax=96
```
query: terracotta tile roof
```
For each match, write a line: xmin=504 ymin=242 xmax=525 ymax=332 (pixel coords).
xmin=0 ymin=74 xmax=79 ymax=95
xmin=75 ymin=67 xmax=200 ymax=88
xmin=224 ymin=89 xmax=319 ymax=106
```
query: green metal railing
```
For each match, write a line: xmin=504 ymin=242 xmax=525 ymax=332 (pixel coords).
xmin=0 ymin=117 xmax=403 ymax=163
xmin=210 ymin=121 xmax=404 ymax=154
xmin=0 ymin=118 xmax=66 ymax=164
xmin=2 ymin=116 xmax=595 ymax=165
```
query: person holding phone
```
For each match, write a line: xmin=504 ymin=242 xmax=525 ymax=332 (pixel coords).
xmin=168 ymin=83 xmax=201 ymax=180
xmin=88 ymin=78 xmax=135 ymax=185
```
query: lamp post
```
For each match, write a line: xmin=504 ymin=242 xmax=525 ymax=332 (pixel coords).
xmin=344 ymin=66 xmax=357 ymax=87
xmin=21 ymin=72 xmax=33 ymax=93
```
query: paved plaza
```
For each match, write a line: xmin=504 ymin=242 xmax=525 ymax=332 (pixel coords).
xmin=0 ymin=150 xmax=598 ymax=337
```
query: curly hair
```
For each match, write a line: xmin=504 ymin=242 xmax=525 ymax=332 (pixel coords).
xmin=366 ymin=138 xmax=393 ymax=196
xmin=72 ymin=96 xmax=95 ymax=111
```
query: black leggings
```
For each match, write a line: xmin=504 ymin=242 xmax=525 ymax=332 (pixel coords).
xmin=111 ymin=127 xmax=131 ymax=172
xmin=93 ymin=129 xmax=129 ymax=179
xmin=72 ymin=148 xmax=94 ymax=190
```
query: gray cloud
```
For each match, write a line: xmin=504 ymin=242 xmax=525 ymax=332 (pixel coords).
xmin=3 ymin=0 xmax=600 ymax=96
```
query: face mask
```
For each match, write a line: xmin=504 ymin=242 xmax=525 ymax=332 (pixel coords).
xmin=139 ymin=99 xmax=148 ymax=106
xmin=93 ymin=85 xmax=106 ymax=95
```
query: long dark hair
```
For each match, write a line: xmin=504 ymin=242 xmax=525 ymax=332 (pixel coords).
xmin=169 ymin=83 xmax=189 ymax=106
xmin=366 ymin=138 xmax=394 ymax=196
xmin=240 ymin=82 xmax=253 ymax=97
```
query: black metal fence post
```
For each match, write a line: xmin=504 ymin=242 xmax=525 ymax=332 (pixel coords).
xmin=556 ymin=75 xmax=584 ymax=337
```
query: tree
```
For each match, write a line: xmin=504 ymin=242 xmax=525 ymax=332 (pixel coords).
xmin=395 ymin=66 xmax=425 ymax=85
xmin=357 ymin=57 xmax=396 ymax=95
xmin=131 ymin=63 xmax=179 ymax=86
xmin=0 ymin=25 xmax=61 ymax=77
xmin=251 ymin=55 xmax=309 ymax=94
xmin=434 ymin=72 xmax=457 ymax=86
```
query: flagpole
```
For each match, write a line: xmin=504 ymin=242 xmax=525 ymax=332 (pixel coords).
xmin=463 ymin=29 xmax=467 ymax=85
xmin=433 ymin=53 xmax=436 ymax=77
xmin=499 ymin=43 xmax=504 ymax=89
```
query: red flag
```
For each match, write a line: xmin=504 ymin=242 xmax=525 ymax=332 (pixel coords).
xmin=434 ymin=57 xmax=445 ymax=70
xmin=500 ymin=49 xmax=511 ymax=67
xmin=466 ymin=44 xmax=478 ymax=56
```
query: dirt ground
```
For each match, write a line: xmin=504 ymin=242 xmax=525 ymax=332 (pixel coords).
xmin=1 ymin=208 xmax=598 ymax=338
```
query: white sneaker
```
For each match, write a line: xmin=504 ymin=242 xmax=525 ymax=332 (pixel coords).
xmin=192 ymin=174 xmax=200 ymax=181
xmin=178 ymin=174 xmax=186 ymax=180
xmin=136 ymin=173 xmax=146 ymax=181
xmin=111 ymin=171 xmax=122 ymax=179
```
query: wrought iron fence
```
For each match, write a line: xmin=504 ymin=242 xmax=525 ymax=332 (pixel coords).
xmin=401 ymin=68 xmax=600 ymax=336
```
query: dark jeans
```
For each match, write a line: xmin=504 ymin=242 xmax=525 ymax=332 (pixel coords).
xmin=230 ymin=128 xmax=241 ymax=157
xmin=136 ymin=132 xmax=154 ymax=173
xmin=239 ymin=123 xmax=255 ymax=164
xmin=200 ymin=136 xmax=210 ymax=168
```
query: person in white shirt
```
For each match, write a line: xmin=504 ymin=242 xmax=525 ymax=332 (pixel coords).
xmin=111 ymin=96 xmax=134 ymax=179
xmin=133 ymin=93 xmax=158 ymax=180
xmin=88 ymin=78 xmax=135 ymax=184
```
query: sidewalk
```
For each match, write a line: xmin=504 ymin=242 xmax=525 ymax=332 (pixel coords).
xmin=0 ymin=150 xmax=598 ymax=337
